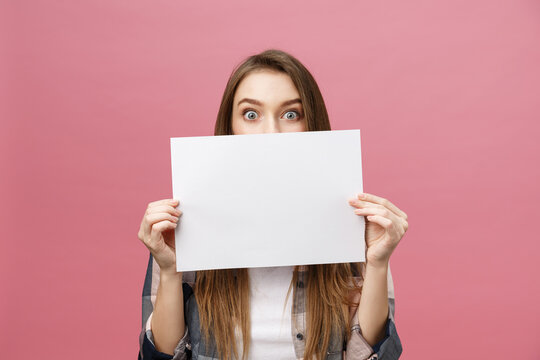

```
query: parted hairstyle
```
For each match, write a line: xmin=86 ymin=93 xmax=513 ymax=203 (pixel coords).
xmin=195 ymin=49 xmax=363 ymax=360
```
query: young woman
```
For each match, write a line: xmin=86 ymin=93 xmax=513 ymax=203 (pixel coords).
xmin=137 ymin=49 xmax=408 ymax=360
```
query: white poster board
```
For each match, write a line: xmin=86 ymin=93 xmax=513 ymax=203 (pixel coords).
xmin=171 ymin=129 xmax=365 ymax=272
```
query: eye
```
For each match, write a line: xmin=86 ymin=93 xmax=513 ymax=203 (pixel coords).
xmin=243 ymin=110 xmax=258 ymax=121
xmin=283 ymin=110 xmax=300 ymax=121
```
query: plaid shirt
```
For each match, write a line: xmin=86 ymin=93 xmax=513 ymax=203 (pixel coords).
xmin=138 ymin=255 xmax=402 ymax=359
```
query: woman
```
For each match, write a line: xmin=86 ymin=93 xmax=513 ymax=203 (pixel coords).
xmin=138 ymin=49 xmax=408 ymax=360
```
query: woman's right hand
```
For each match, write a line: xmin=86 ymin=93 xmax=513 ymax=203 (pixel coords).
xmin=138 ymin=198 xmax=182 ymax=275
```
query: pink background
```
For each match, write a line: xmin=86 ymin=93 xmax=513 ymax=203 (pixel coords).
xmin=2 ymin=0 xmax=539 ymax=358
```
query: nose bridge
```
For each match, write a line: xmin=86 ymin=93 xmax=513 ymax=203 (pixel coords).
xmin=263 ymin=112 xmax=280 ymax=133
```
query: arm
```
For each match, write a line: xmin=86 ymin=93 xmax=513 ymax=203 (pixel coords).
xmin=138 ymin=254 xmax=190 ymax=360
xmin=346 ymin=262 xmax=402 ymax=360
xmin=151 ymin=269 xmax=185 ymax=354
xmin=347 ymin=192 xmax=407 ymax=358
xmin=357 ymin=261 xmax=389 ymax=346
xmin=137 ymin=198 xmax=189 ymax=359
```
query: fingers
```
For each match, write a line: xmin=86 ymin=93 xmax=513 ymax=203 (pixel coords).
xmin=138 ymin=199 xmax=182 ymax=242
xmin=138 ymin=200 xmax=181 ymax=273
xmin=148 ymin=220 xmax=177 ymax=250
xmin=364 ymin=214 xmax=402 ymax=243
xmin=353 ymin=206 xmax=395 ymax=220
xmin=147 ymin=204 xmax=182 ymax=217
xmin=364 ymin=214 xmax=393 ymax=228
xmin=148 ymin=198 xmax=180 ymax=209
xmin=146 ymin=212 xmax=179 ymax=225
xmin=349 ymin=196 xmax=408 ymax=233
xmin=353 ymin=204 xmax=404 ymax=228
xmin=349 ymin=192 xmax=408 ymax=221
xmin=354 ymin=206 xmax=407 ymax=235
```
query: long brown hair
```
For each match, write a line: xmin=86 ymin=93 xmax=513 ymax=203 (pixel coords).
xmin=195 ymin=49 xmax=363 ymax=359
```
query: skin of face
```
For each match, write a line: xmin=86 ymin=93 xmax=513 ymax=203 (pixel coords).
xmin=231 ymin=69 xmax=308 ymax=135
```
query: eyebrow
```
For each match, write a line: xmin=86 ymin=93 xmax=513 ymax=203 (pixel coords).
xmin=237 ymin=98 xmax=302 ymax=107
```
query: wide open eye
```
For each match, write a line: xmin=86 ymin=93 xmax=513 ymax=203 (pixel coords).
xmin=243 ymin=110 xmax=258 ymax=120
xmin=283 ymin=111 xmax=300 ymax=120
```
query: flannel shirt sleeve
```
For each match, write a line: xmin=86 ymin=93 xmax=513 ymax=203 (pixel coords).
xmin=138 ymin=254 xmax=190 ymax=360
xmin=346 ymin=262 xmax=403 ymax=360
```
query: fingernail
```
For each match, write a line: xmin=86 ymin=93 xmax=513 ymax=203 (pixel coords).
xmin=357 ymin=193 xmax=365 ymax=198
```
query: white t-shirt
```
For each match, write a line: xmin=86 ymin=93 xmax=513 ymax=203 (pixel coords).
xmin=246 ymin=265 xmax=296 ymax=359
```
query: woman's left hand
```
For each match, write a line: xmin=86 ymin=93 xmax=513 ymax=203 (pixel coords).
xmin=348 ymin=192 xmax=408 ymax=269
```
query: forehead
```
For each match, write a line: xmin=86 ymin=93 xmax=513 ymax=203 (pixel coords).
xmin=233 ymin=69 xmax=300 ymax=105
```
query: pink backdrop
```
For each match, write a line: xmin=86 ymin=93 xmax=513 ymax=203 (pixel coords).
xmin=2 ymin=0 xmax=539 ymax=358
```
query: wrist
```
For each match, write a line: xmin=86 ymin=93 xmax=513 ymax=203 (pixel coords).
xmin=366 ymin=259 xmax=389 ymax=272
xmin=160 ymin=268 xmax=183 ymax=283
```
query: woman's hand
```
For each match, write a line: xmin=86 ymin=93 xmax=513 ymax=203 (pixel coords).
xmin=137 ymin=198 xmax=182 ymax=275
xmin=348 ymin=192 xmax=408 ymax=268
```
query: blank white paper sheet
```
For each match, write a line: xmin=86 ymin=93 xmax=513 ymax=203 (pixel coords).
xmin=170 ymin=129 xmax=365 ymax=272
